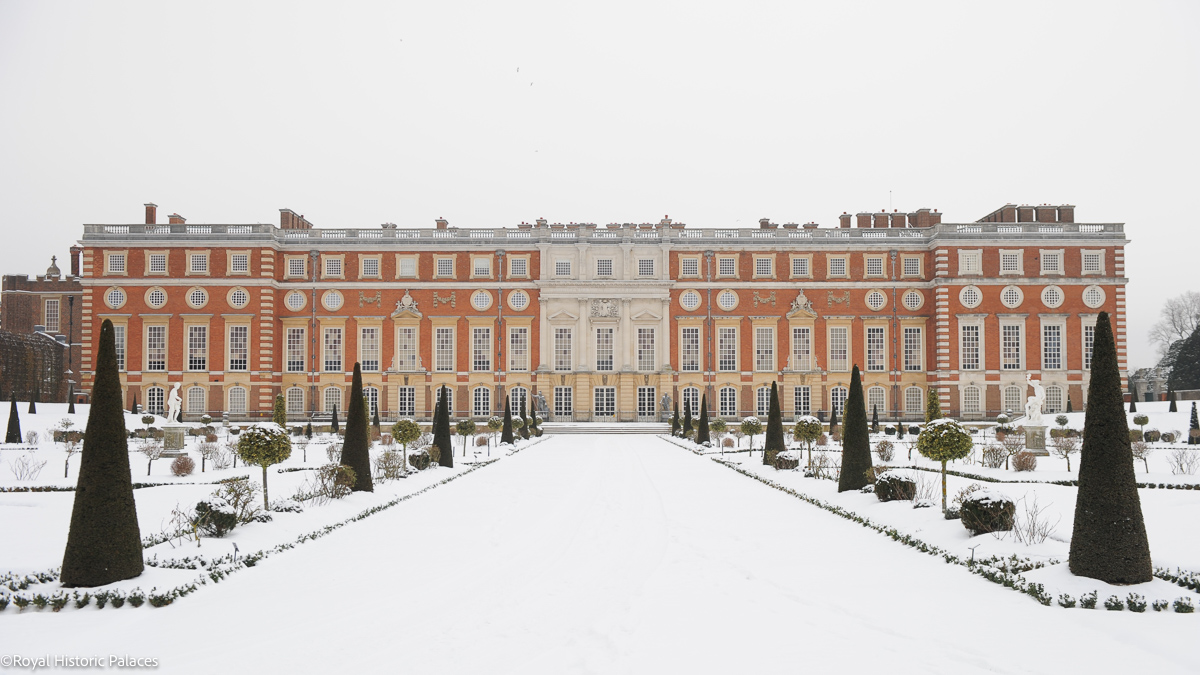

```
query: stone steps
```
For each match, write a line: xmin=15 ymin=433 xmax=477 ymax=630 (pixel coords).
xmin=540 ymin=422 xmax=670 ymax=435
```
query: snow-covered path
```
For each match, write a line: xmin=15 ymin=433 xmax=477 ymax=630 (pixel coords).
xmin=6 ymin=435 xmax=1195 ymax=673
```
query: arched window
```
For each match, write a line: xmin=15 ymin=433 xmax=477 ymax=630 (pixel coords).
xmin=146 ymin=386 xmax=165 ymax=415
xmin=905 ymin=387 xmax=924 ymax=414
xmin=830 ymin=386 xmax=849 ymax=418
xmin=364 ymin=386 xmax=379 ymax=418
xmin=682 ymin=386 xmax=700 ymax=416
xmin=1045 ymin=385 xmax=1063 ymax=414
xmin=473 ymin=386 xmax=491 ymax=418
xmin=719 ymin=386 xmax=738 ymax=417
xmin=507 ymin=386 xmax=527 ymax=417
xmin=756 ymin=386 xmax=771 ymax=418
xmin=1003 ymin=386 xmax=1023 ymax=416
xmin=963 ymin=386 xmax=981 ymax=414
xmin=228 ymin=386 xmax=248 ymax=414
xmin=867 ymin=386 xmax=886 ymax=416
xmin=286 ymin=387 xmax=305 ymax=414
xmin=187 ymin=386 xmax=206 ymax=414
xmin=324 ymin=386 xmax=342 ymax=413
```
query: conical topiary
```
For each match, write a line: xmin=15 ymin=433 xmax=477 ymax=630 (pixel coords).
xmin=672 ymin=401 xmax=681 ymax=437
xmin=130 ymin=394 xmax=137 ymax=414
xmin=340 ymin=363 xmax=373 ymax=492
xmin=434 ymin=385 xmax=454 ymax=467
xmin=1190 ymin=402 xmax=1199 ymax=446
xmin=925 ymin=388 xmax=942 ymax=423
xmin=519 ymin=399 xmax=530 ymax=440
xmin=1067 ymin=396 xmax=1073 ymax=413
xmin=331 ymin=403 xmax=340 ymax=434
xmin=871 ymin=404 xmax=879 ymax=434
xmin=763 ymin=381 xmax=785 ymax=466
xmin=1128 ymin=395 xmax=1137 ymax=413
xmin=5 ymin=394 xmax=20 ymax=444
xmin=60 ymin=319 xmax=143 ymax=587
xmin=1069 ymin=312 xmax=1152 ymax=584
xmin=696 ymin=394 xmax=711 ymax=445
xmin=273 ymin=393 xmax=287 ymax=427
xmin=28 ymin=386 xmax=37 ymax=414
xmin=1168 ymin=389 xmax=1177 ymax=413
xmin=683 ymin=404 xmax=693 ymax=439
xmin=828 ymin=406 xmax=839 ymax=437
xmin=501 ymin=395 xmax=515 ymax=444
xmin=838 ymin=365 xmax=872 ymax=493
xmin=67 ymin=385 xmax=75 ymax=414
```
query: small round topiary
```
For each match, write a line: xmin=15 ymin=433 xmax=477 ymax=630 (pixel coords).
xmin=917 ymin=417 xmax=974 ymax=511
xmin=960 ymin=491 xmax=1016 ymax=536
xmin=237 ymin=423 xmax=292 ymax=509
xmin=170 ymin=455 xmax=195 ymax=476
xmin=875 ymin=471 xmax=916 ymax=502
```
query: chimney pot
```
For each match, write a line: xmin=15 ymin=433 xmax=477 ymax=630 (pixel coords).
xmin=144 ymin=203 xmax=157 ymax=225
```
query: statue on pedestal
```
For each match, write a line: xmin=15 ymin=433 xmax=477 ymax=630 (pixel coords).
xmin=1024 ymin=373 xmax=1045 ymax=425
xmin=165 ymin=383 xmax=182 ymax=423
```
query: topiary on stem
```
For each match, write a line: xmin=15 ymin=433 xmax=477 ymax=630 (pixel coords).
xmin=1069 ymin=312 xmax=1152 ymax=584
xmin=391 ymin=419 xmax=420 ymax=472
xmin=925 ymin=387 xmax=942 ymax=423
xmin=456 ymin=418 xmax=476 ymax=455
xmin=793 ymin=416 xmax=822 ymax=468
xmin=236 ymin=423 xmax=292 ymax=509
xmin=740 ymin=417 xmax=762 ymax=452
xmin=60 ymin=320 xmax=144 ymax=587
xmin=917 ymin=417 xmax=973 ymax=511
xmin=838 ymin=365 xmax=873 ymax=492
xmin=340 ymin=363 xmax=374 ymax=492
xmin=763 ymin=381 xmax=786 ymax=466
xmin=696 ymin=394 xmax=711 ymax=445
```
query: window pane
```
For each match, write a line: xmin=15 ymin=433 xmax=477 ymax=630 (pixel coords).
xmin=961 ymin=325 xmax=980 ymax=371
xmin=867 ymin=327 xmax=885 ymax=372
xmin=324 ymin=328 xmax=343 ymax=372
xmin=436 ymin=327 xmax=454 ymax=371
xmin=287 ymin=328 xmax=305 ymax=372
xmin=473 ymin=327 xmax=491 ymax=371
xmin=147 ymin=325 xmax=166 ymax=371
xmin=397 ymin=327 xmax=418 ymax=371
xmin=1043 ymin=325 xmax=1062 ymax=370
xmin=719 ymin=387 xmax=737 ymax=417
xmin=554 ymin=328 xmax=572 ymax=370
xmin=229 ymin=325 xmax=248 ymax=371
xmin=188 ymin=326 xmax=207 ymax=371
xmin=904 ymin=327 xmax=922 ymax=371
xmin=792 ymin=327 xmax=811 ymax=371
xmin=755 ymin=327 xmax=774 ymax=371
xmin=637 ymin=328 xmax=655 ymax=371
xmin=793 ymin=386 xmax=810 ymax=415
xmin=718 ymin=328 xmax=737 ymax=371
xmin=596 ymin=328 xmax=614 ymax=371
xmin=1002 ymin=325 xmax=1022 ymax=370
xmin=681 ymin=327 xmax=700 ymax=372
xmin=114 ymin=325 xmax=126 ymax=372
xmin=829 ymin=327 xmax=848 ymax=371
xmin=361 ymin=327 xmax=380 ymax=371
xmin=509 ymin=327 xmax=528 ymax=371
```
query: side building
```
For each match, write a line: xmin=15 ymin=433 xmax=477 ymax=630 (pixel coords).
xmin=1 ymin=255 xmax=85 ymax=403
xmin=76 ymin=202 xmax=1127 ymax=423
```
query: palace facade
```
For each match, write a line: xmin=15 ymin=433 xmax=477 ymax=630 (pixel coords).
xmin=76 ymin=202 xmax=1127 ymax=423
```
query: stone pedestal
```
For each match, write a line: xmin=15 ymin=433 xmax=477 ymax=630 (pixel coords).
xmin=1024 ymin=425 xmax=1048 ymax=455
xmin=162 ymin=424 xmax=187 ymax=458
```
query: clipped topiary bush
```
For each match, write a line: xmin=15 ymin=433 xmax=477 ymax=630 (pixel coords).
xmin=170 ymin=455 xmax=195 ymax=476
xmin=193 ymin=500 xmax=238 ymax=537
xmin=875 ymin=439 xmax=895 ymax=462
xmin=875 ymin=471 xmax=916 ymax=502
xmin=960 ymin=491 xmax=1016 ymax=536
xmin=773 ymin=452 xmax=800 ymax=471
xmin=408 ymin=450 xmax=432 ymax=471
xmin=1012 ymin=451 xmax=1038 ymax=472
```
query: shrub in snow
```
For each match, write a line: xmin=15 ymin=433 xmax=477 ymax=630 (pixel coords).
xmin=170 ymin=455 xmax=195 ymax=476
xmin=1152 ymin=599 xmax=1169 ymax=612
xmin=875 ymin=471 xmax=917 ymax=502
xmin=859 ymin=484 xmax=874 ymax=494
xmin=980 ymin=444 xmax=1006 ymax=469
xmin=875 ymin=440 xmax=895 ymax=462
xmin=1144 ymin=429 xmax=1161 ymax=443
xmin=1160 ymin=431 xmax=1176 ymax=443
xmin=1173 ymin=597 xmax=1194 ymax=613
xmin=374 ymin=449 xmax=406 ymax=481
xmin=1103 ymin=595 xmax=1123 ymax=611
xmin=1049 ymin=435 xmax=1079 ymax=471
xmin=408 ymin=449 xmax=432 ymax=471
xmin=908 ymin=425 xmax=920 ymax=436
xmin=193 ymin=499 xmax=238 ymax=537
xmin=722 ymin=437 xmax=735 ymax=448
xmin=1079 ymin=591 xmax=1098 ymax=609
xmin=1012 ymin=451 xmax=1037 ymax=472
xmin=1057 ymin=594 xmax=1076 ymax=608
xmin=884 ymin=425 xmax=896 ymax=436
xmin=1126 ymin=593 xmax=1147 ymax=612
xmin=475 ymin=435 xmax=490 ymax=447
xmin=960 ymin=491 xmax=1015 ymax=536
xmin=952 ymin=483 xmax=983 ymax=509
xmin=270 ymin=499 xmax=303 ymax=513
xmin=8 ymin=454 xmax=47 ymax=481
xmin=772 ymin=451 xmax=800 ymax=471
xmin=912 ymin=499 xmax=934 ymax=509
xmin=917 ymin=417 xmax=973 ymax=510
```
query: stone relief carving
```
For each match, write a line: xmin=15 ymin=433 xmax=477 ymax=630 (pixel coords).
xmin=753 ymin=291 xmax=776 ymax=309
xmin=590 ymin=298 xmax=620 ymax=318
xmin=827 ymin=290 xmax=850 ymax=307
xmin=433 ymin=291 xmax=456 ymax=309
xmin=359 ymin=291 xmax=382 ymax=307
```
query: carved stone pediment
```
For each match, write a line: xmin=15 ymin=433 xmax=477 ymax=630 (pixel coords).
xmin=391 ymin=290 xmax=422 ymax=319
xmin=590 ymin=299 xmax=620 ymax=318
xmin=630 ymin=310 xmax=662 ymax=321
xmin=786 ymin=289 xmax=818 ymax=318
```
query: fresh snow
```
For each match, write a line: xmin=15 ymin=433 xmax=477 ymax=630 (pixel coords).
xmin=2 ymin=431 xmax=1197 ymax=674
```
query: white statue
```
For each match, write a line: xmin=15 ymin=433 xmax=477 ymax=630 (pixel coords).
xmin=165 ymin=383 xmax=182 ymax=423
xmin=1024 ymin=373 xmax=1045 ymax=425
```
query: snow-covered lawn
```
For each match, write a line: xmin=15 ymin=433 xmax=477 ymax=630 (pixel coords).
xmin=2 ymin=432 xmax=1197 ymax=674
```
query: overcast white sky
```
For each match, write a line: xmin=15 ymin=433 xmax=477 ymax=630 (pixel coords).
xmin=2 ymin=0 xmax=1197 ymax=367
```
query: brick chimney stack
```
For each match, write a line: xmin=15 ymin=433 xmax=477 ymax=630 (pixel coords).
xmin=839 ymin=213 xmax=851 ymax=229
xmin=1057 ymin=205 xmax=1075 ymax=223
xmin=856 ymin=213 xmax=871 ymax=228
xmin=70 ymin=246 xmax=82 ymax=277
xmin=144 ymin=203 xmax=157 ymax=225
xmin=168 ymin=213 xmax=186 ymax=224
xmin=436 ymin=217 xmax=449 ymax=230
xmin=1035 ymin=205 xmax=1058 ymax=223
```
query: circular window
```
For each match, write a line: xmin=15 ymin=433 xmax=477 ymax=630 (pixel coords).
xmin=285 ymin=291 xmax=306 ymax=311
xmin=717 ymin=290 xmax=738 ymax=311
xmin=902 ymin=290 xmax=924 ymax=311
xmin=865 ymin=290 xmax=887 ymax=311
xmin=322 ymin=290 xmax=343 ymax=311
xmin=471 ymin=290 xmax=493 ymax=311
xmin=228 ymin=287 xmax=249 ymax=309
xmin=959 ymin=285 xmax=982 ymax=309
xmin=1041 ymin=285 xmax=1064 ymax=309
xmin=186 ymin=287 xmax=208 ymax=309
xmin=145 ymin=287 xmax=167 ymax=309
xmin=1083 ymin=285 xmax=1106 ymax=309
xmin=1000 ymin=285 xmax=1024 ymax=309
xmin=105 ymin=287 xmax=126 ymax=309
xmin=680 ymin=290 xmax=701 ymax=311
xmin=508 ymin=290 xmax=529 ymax=311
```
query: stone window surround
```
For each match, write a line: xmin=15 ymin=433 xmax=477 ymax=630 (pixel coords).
xmin=226 ymin=249 xmax=251 ymax=276
xmin=143 ymin=249 xmax=170 ymax=276
xmin=185 ymin=249 xmax=211 ymax=277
